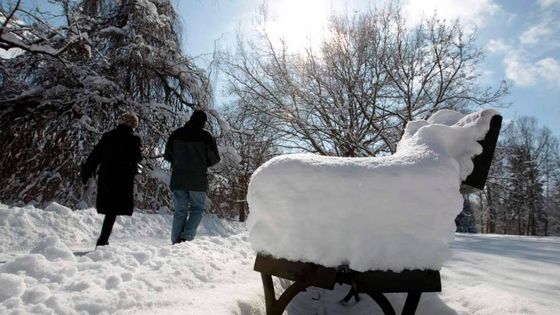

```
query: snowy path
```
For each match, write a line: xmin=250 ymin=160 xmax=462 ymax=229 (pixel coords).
xmin=286 ymin=234 xmax=560 ymax=315
xmin=1 ymin=234 xmax=264 ymax=315
xmin=1 ymin=204 xmax=560 ymax=314
xmin=0 ymin=204 xmax=265 ymax=314
xmin=441 ymin=234 xmax=560 ymax=315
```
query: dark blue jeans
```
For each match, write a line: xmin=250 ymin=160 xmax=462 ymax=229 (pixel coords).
xmin=171 ymin=190 xmax=207 ymax=243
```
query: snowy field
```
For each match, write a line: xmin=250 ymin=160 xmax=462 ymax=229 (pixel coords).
xmin=1 ymin=203 xmax=559 ymax=315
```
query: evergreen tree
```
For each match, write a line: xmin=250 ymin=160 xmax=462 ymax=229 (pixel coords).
xmin=456 ymin=196 xmax=477 ymax=233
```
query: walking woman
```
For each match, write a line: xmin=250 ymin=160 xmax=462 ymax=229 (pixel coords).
xmin=81 ymin=112 xmax=142 ymax=247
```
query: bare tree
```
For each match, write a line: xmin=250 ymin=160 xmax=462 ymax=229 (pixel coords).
xmin=508 ymin=117 xmax=559 ymax=235
xmin=219 ymin=4 xmax=508 ymax=157
xmin=538 ymin=126 xmax=559 ymax=235
xmin=209 ymin=99 xmax=280 ymax=221
xmin=479 ymin=142 xmax=510 ymax=234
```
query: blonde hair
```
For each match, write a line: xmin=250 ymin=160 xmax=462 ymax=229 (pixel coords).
xmin=118 ymin=112 xmax=139 ymax=129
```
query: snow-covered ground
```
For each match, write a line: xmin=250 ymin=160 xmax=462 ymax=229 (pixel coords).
xmin=1 ymin=203 xmax=559 ymax=314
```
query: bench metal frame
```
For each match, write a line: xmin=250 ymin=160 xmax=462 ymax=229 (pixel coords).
xmin=255 ymin=254 xmax=441 ymax=315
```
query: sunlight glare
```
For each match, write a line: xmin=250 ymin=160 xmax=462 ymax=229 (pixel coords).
xmin=264 ymin=0 xmax=331 ymax=51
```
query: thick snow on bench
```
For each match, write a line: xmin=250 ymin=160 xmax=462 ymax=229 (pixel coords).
xmin=247 ymin=109 xmax=499 ymax=272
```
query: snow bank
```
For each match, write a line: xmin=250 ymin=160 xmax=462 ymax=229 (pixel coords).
xmin=29 ymin=236 xmax=76 ymax=263
xmin=247 ymin=109 xmax=499 ymax=272
xmin=0 ymin=203 xmax=243 ymax=255
xmin=0 ymin=204 xmax=260 ymax=315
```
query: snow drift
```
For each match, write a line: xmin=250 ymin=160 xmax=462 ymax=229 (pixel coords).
xmin=0 ymin=202 xmax=241 ymax=255
xmin=0 ymin=203 xmax=558 ymax=314
xmin=0 ymin=203 xmax=262 ymax=315
xmin=247 ymin=109 xmax=500 ymax=272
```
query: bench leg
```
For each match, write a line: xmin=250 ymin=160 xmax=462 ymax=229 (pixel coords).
xmin=401 ymin=292 xmax=422 ymax=315
xmin=261 ymin=273 xmax=309 ymax=315
xmin=364 ymin=291 xmax=396 ymax=315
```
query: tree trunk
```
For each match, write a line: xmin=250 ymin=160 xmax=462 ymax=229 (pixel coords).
xmin=502 ymin=211 xmax=508 ymax=234
xmin=528 ymin=212 xmax=537 ymax=236
xmin=239 ymin=201 xmax=246 ymax=222
xmin=486 ymin=186 xmax=496 ymax=233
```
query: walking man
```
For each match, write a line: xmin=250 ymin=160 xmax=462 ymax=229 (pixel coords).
xmin=164 ymin=110 xmax=220 ymax=244
xmin=81 ymin=112 xmax=142 ymax=247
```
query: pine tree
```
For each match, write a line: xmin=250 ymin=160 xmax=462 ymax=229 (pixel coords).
xmin=456 ymin=196 xmax=477 ymax=233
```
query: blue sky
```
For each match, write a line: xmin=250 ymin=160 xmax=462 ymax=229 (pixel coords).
xmin=176 ymin=0 xmax=560 ymax=137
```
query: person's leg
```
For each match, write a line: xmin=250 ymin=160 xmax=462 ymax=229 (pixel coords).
xmin=97 ymin=214 xmax=117 ymax=246
xmin=171 ymin=190 xmax=189 ymax=244
xmin=180 ymin=191 xmax=207 ymax=241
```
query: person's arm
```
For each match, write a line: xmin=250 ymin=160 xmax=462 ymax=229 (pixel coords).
xmin=163 ymin=132 xmax=174 ymax=163
xmin=81 ymin=135 xmax=105 ymax=184
xmin=133 ymin=136 xmax=143 ymax=164
xmin=206 ymin=133 xmax=221 ymax=167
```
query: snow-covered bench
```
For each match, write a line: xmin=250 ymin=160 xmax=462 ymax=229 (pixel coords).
xmin=247 ymin=109 xmax=502 ymax=315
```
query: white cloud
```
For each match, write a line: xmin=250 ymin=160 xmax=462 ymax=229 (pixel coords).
xmin=538 ymin=0 xmax=560 ymax=8
xmin=403 ymin=0 xmax=500 ymax=29
xmin=486 ymin=39 xmax=511 ymax=53
xmin=486 ymin=2 xmax=560 ymax=89
xmin=503 ymin=53 xmax=560 ymax=88
xmin=520 ymin=23 xmax=553 ymax=45
xmin=535 ymin=58 xmax=560 ymax=86
xmin=503 ymin=54 xmax=538 ymax=87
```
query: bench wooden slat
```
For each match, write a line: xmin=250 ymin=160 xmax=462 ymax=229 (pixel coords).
xmin=254 ymin=254 xmax=337 ymax=290
xmin=354 ymin=269 xmax=441 ymax=292
xmin=254 ymin=253 xmax=441 ymax=292
xmin=254 ymin=253 xmax=441 ymax=315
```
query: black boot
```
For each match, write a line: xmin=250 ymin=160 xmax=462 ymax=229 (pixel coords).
xmin=95 ymin=239 xmax=109 ymax=250
xmin=97 ymin=214 xmax=116 ymax=249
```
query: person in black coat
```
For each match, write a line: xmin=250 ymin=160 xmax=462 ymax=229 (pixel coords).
xmin=164 ymin=110 xmax=220 ymax=243
xmin=81 ymin=112 xmax=142 ymax=247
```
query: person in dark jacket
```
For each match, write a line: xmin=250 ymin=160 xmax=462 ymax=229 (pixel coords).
xmin=164 ymin=110 xmax=220 ymax=244
xmin=81 ymin=112 xmax=142 ymax=247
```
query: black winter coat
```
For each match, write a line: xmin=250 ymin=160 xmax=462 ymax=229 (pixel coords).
xmin=164 ymin=123 xmax=220 ymax=192
xmin=81 ymin=124 xmax=142 ymax=215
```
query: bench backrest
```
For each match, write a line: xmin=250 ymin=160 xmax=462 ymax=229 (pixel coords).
xmin=460 ymin=114 xmax=502 ymax=194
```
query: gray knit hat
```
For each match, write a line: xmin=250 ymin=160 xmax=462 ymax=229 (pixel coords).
xmin=118 ymin=112 xmax=139 ymax=129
